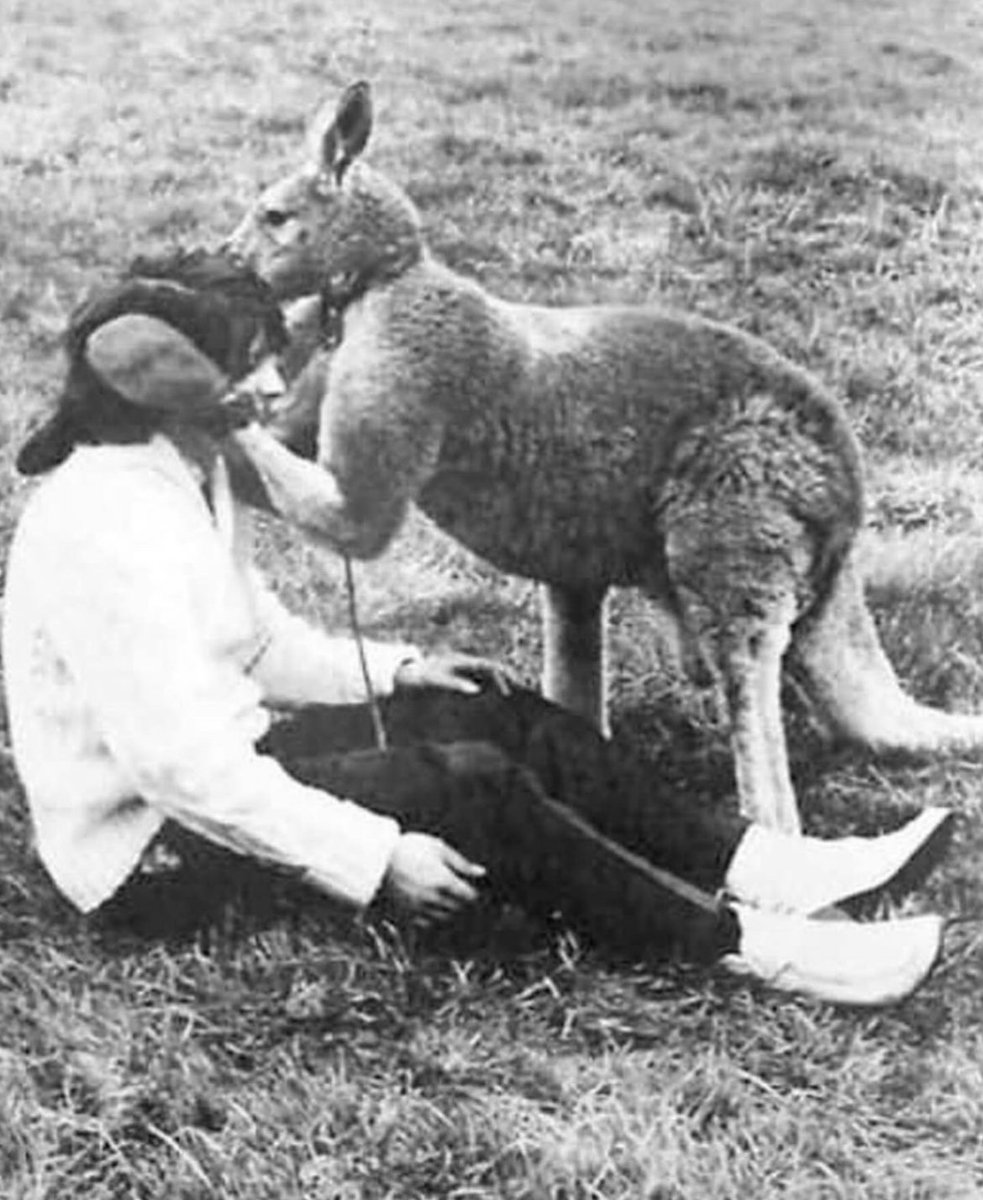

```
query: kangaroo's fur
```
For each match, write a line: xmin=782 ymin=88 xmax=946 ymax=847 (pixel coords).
xmin=226 ymin=81 xmax=983 ymax=833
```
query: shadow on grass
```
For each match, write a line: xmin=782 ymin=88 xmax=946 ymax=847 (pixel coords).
xmin=613 ymin=685 xmax=931 ymax=839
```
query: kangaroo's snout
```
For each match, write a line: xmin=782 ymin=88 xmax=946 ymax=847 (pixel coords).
xmin=219 ymin=220 xmax=254 ymax=269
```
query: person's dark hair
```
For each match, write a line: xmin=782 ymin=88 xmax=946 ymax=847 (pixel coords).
xmin=125 ymin=248 xmax=288 ymax=375
xmin=16 ymin=249 xmax=287 ymax=476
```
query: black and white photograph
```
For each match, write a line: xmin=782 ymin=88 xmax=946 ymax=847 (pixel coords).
xmin=1 ymin=1 xmax=982 ymax=1195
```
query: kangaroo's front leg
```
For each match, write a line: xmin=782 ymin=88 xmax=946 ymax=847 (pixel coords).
xmin=228 ymin=424 xmax=363 ymax=551
xmin=541 ymin=583 xmax=610 ymax=736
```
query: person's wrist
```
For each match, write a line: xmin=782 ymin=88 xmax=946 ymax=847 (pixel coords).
xmin=393 ymin=653 xmax=423 ymax=690
xmin=221 ymin=386 xmax=267 ymax=428
xmin=375 ymin=833 xmax=412 ymax=909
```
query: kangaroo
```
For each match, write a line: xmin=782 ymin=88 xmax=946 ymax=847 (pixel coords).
xmin=225 ymin=80 xmax=983 ymax=833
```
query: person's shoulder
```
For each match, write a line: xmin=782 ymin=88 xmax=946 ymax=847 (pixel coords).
xmin=17 ymin=438 xmax=199 ymax=552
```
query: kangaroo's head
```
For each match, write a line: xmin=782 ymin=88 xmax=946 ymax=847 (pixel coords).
xmin=225 ymin=81 xmax=423 ymax=303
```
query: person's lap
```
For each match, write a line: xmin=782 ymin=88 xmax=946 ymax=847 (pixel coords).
xmin=93 ymin=695 xmax=534 ymax=941
xmin=266 ymin=686 xmax=745 ymax=889
xmin=93 ymin=686 xmax=742 ymax=959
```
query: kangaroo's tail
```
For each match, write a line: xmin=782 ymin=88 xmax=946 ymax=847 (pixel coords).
xmin=789 ymin=544 xmax=983 ymax=755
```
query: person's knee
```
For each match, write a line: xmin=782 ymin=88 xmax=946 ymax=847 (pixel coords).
xmin=388 ymin=683 xmax=573 ymax=752
xmin=419 ymin=740 xmax=514 ymax=782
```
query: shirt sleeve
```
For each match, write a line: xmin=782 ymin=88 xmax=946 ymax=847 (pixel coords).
xmin=245 ymin=566 xmax=420 ymax=709
xmin=42 ymin=490 xmax=401 ymax=908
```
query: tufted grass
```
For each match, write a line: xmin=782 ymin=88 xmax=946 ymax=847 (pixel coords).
xmin=3 ymin=0 xmax=983 ymax=1195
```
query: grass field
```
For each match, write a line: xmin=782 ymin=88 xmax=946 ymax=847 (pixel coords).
xmin=4 ymin=0 xmax=983 ymax=1195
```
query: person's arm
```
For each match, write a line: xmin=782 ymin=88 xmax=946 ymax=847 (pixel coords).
xmin=243 ymin=561 xmax=521 ymax=709
xmin=244 ymin=564 xmax=421 ymax=709
xmin=43 ymin=488 xmax=401 ymax=907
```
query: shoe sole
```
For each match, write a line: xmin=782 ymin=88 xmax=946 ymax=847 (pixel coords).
xmin=723 ymin=910 xmax=946 ymax=1006
xmin=843 ymin=913 xmax=945 ymax=1007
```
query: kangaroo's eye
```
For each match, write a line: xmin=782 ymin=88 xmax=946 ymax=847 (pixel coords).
xmin=263 ymin=208 xmax=292 ymax=228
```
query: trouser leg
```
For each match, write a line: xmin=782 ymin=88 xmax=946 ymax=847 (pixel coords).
xmin=98 ymin=687 xmax=744 ymax=957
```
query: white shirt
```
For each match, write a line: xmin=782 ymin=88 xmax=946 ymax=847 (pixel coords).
xmin=2 ymin=433 xmax=414 ymax=913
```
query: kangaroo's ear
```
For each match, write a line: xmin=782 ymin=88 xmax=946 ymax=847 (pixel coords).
xmin=313 ymin=80 xmax=373 ymax=185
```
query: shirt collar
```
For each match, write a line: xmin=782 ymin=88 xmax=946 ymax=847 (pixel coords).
xmin=67 ymin=433 xmax=214 ymax=497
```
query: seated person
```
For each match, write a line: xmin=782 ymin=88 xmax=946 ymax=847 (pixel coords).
xmin=3 ymin=250 xmax=955 ymax=1007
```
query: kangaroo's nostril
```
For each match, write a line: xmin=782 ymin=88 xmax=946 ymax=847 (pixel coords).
xmin=219 ymin=242 xmax=247 ymax=266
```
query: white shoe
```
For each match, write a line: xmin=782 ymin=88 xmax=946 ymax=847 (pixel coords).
xmin=724 ymin=808 xmax=955 ymax=916
xmin=723 ymin=905 xmax=944 ymax=1007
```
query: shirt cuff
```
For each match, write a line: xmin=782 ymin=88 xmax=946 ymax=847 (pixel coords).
xmin=299 ymin=796 xmax=402 ymax=908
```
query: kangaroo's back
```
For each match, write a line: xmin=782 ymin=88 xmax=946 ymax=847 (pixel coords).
xmin=355 ymin=260 xmax=863 ymax=588
xmin=378 ymin=260 xmax=856 ymax=480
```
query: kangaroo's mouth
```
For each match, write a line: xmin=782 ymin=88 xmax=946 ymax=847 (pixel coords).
xmin=216 ymin=237 xmax=252 ymax=270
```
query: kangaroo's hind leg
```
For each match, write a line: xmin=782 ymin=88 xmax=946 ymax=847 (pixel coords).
xmin=664 ymin=505 xmax=813 ymax=835
xmin=541 ymin=583 xmax=610 ymax=736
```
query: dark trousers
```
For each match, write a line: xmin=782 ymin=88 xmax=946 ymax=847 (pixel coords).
xmin=97 ymin=687 xmax=746 ymax=962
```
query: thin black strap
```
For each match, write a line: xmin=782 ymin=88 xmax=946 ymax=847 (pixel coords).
xmin=516 ymin=765 xmax=724 ymax=916
xmin=344 ymin=555 xmax=389 ymax=751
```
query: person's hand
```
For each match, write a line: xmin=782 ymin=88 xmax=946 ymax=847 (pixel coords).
xmin=381 ymin=832 xmax=486 ymax=925
xmin=394 ymin=653 xmax=520 ymax=697
xmin=215 ymin=357 xmax=292 ymax=431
